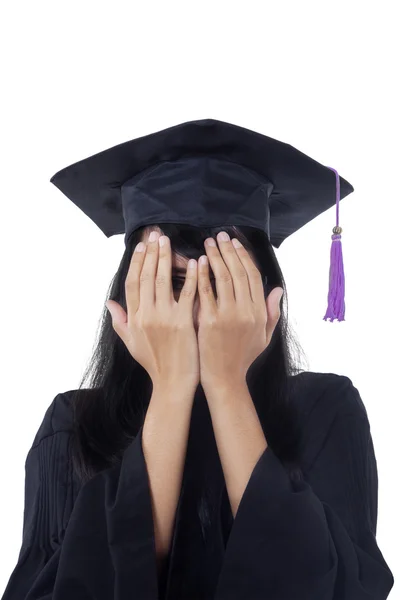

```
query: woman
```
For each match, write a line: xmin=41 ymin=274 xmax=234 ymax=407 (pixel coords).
xmin=2 ymin=222 xmax=395 ymax=599
xmin=2 ymin=119 xmax=395 ymax=599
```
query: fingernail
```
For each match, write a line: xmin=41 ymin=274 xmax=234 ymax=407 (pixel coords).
xmin=149 ymin=231 xmax=159 ymax=242
xmin=135 ymin=242 xmax=145 ymax=252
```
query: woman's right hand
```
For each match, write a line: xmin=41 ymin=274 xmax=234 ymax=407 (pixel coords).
xmin=105 ymin=230 xmax=200 ymax=393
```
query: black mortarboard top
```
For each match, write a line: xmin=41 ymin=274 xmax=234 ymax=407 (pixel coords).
xmin=50 ymin=118 xmax=354 ymax=322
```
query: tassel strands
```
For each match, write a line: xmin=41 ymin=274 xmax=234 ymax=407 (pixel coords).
xmin=323 ymin=167 xmax=346 ymax=322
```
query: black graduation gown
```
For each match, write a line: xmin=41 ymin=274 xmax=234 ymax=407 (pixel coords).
xmin=1 ymin=372 xmax=395 ymax=600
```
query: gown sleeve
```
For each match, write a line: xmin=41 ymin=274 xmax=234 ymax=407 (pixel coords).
xmin=1 ymin=429 xmax=77 ymax=599
xmin=2 ymin=399 xmax=160 ymax=600
xmin=214 ymin=376 xmax=395 ymax=600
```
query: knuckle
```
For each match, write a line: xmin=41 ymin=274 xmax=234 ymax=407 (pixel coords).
xmin=175 ymin=318 xmax=190 ymax=331
xmin=155 ymin=273 xmax=167 ymax=287
xmin=125 ymin=277 xmax=134 ymax=290
xmin=137 ymin=314 xmax=154 ymax=330
xmin=249 ymin=266 xmax=262 ymax=280
xmin=199 ymin=282 xmax=214 ymax=295
xmin=236 ymin=267 xmax=248 ymax=281
xmin=157 ymin=320 xmax=171 ymax=333
xmin=180 ymin=286 xmax=195 ymax=300
xmin=219 ymin=271 xmax=232 ymax=284
xmin=139 ymin=271 xmax=152 ymax=285
xmin=125 ymin=276 xmax=137 ymax=293
xmin=221 ymin=310 xmax=235 ymax=325
xmin=205 ymin=315 xmax=217 ymax=328
xmin=240 ymin=312 xmax=255 ymax=326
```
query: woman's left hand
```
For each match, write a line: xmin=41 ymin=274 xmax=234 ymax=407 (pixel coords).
xmin=197 ymin=231 xmax=284 ymax=392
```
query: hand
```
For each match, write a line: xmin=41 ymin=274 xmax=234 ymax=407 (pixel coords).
xmin=105 ymin=232 xmax=200 ymax=392
xmin=197 ymin=231 xmax=283 ymax=391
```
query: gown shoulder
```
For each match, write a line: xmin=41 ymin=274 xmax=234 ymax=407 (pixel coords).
xmin=290 ymin=370 xmax=370 ymax=423
xmin=29 ymin=388 xmax=76 ymax=449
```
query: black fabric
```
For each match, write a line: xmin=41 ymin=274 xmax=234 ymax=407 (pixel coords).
xmin=2 ymin=372 xmax=394 ymax=599
xmin=49 ymin=119 xmax=354 ymax=249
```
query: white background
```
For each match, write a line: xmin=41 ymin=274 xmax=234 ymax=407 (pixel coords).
xmin=1 ymin=1 xmax=399 ymax=595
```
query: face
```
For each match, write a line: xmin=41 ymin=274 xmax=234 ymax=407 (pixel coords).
xmin=140 ymin=227 xmax=258 ymax=333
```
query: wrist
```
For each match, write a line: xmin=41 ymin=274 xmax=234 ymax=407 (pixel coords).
xmin=201 ymin=377 xmax=248 ymax=398
xmin=151 ymin=380 xmax=198 ymax=402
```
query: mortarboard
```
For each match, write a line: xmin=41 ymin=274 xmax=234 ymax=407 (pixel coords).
xmin=50 ymin=118 xmax=354 ymax=322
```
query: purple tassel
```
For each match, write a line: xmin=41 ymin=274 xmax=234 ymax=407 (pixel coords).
xmin=323 ymin=232 xmax=345 ymax=321
xmin=323 ymin=167 xmax=345 ymax=322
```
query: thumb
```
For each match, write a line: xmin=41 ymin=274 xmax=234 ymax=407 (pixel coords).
xmin=105 ymin=300 xmax=128 ymax=341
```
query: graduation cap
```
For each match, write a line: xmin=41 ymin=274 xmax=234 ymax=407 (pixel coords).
xmin=50 ymin=118 xmax=354 ymax=322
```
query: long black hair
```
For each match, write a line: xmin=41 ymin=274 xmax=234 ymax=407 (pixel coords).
xmin=70 ymin=223 xmax=309 ymax=543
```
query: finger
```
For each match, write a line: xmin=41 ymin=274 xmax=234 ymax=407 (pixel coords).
xmin=139 ymin=230 xmax=161 ymax=307
xmin=124 ymin=241 xmax=148 ymax=316
xmin=197 ymin=254 xmax=218 ymax=315
xmin=155 ymin=235 xmax=173 ymax=306
xmin=105 ymin=299 xmax=128 ymax=343
xmin=215 ymin=232 xmax=252 ymax=310
xmin=178 ymin=258 xmax=198 ymax=315
xmin=231 ymin=237 xmax=265 ymax=309
xmin=203 ymin=237 xmax=234 ymax=308
xmin=265 ymin=287 xmax=283 ymax=344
